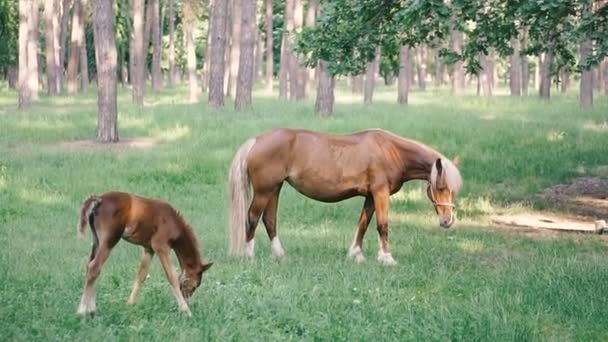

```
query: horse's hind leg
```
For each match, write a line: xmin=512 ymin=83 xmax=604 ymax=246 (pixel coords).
xmin=372 ymin=188 xmax=397 ymax=266
xmin=348 ymin=196 xmax=375 ymax=263
xmin=127 ymin=249 xmax=154 ymax=305
xmin=262 ymin=185 xmax=284 ymax=260
xmin=245 ymin=192 xmax=272 ymax=258
xmin=77 ymin=237 xmax=119 ymax=316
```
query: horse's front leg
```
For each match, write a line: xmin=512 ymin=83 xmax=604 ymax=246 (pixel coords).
xmin=155 ymin=246 xmax=191 ymax=316
xmin=127 ymin=249 xmax=154 ymax=305
xmin=372 ymin=188 xmax=397 ymax=265
xmin=348 ymin=196 xmax=375 ymax=263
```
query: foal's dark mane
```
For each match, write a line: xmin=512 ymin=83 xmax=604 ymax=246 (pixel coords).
xmin=170 ymin=207 xmax=203 ymax=269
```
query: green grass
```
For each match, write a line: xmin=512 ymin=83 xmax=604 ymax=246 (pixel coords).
xmin=1 ymin=83 xmax=607 ymax=341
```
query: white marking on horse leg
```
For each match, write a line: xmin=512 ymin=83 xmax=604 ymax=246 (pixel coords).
xmin=271 ymin=237 xmax=285 ymax=259
xmin=87 ymin=295 xmax=96 ymax=314
xmin=377 ymin=250 xmax=397 ymax=266
xmin=77 ymin=294 xmax=88 ymax=316
xmin=348 ymin=245 xmax=365 ymax=263
xmin=245 ymin=239 xmax=255 ymax=258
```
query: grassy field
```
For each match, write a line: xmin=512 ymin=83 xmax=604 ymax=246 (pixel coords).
xmin=0 ymin=84 xmax=607 ymax=341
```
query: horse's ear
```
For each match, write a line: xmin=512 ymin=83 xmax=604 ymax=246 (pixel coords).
xmin=453 ymin=156 xmax=461 ymax=169
xmin=201 ymin=262 xmax=213 ymax=273
xmin=435 ymin=158 xmax=443 ymax=175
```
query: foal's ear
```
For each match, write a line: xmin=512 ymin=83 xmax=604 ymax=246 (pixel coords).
xmin=453 ymin=156 xmax=461 ymax=169
xmin=201 ymin=262 xmax=214 ymax=273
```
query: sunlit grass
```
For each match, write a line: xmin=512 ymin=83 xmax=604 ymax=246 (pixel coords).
xmin=0 ymin=84 xmax=607 ymax=340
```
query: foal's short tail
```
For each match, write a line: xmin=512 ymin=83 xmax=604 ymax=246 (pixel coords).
xmin=78 ymin=195 xmax=102 ymax=237
xmin=228 ymin=138 xmax=256 ymax=256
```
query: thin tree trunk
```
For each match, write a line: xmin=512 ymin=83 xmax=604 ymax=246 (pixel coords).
xmin=305 ymin=0 xmax=318 ymax=94
xmin=208 ymin=0 xmax=228 ymax=108
xmin=223 ymin=0 xmax=232 ymax=94
xmin=130 ymin=0 xmax=145 ymax=105
xmin=279 ymin=0 xmax=294 ymax=99
xmin=150 ymin=0 xmax=162 ymax=91
xmin=203 ymin=0 xmax=214 ymax=92
xmin=561 ymin=68 xmax=570 ymax=93
xmin=67 ymin=0 xmax=83 ymax=94
xmin=235 ymin=0 xmax=256 ymax=111
xmin=604 ymin=58 xmax=608 ymax=96
xmin=579 ymin=35 xmax=593 ymax=107
xmin=351 ymin=74 xmax=363 ymax=94
xmin=480 ymin=53 xmax=492 ymax=96
xmin=168 ymin=0 xmax=176 ymax=86
xmin=184 ymin=0 xmax=199 ymax=103
xmin=254 ymin=28 xmax=263 ymax=83
xmin=79 ymin=0 xmax=89 ymax=91
xmin=292 ymin=0 xmax=305 ymax=100
xmin=92 ymin=0 xmax=118 ymax=142
xmin=45 ymin=0 xmax=59 ymax=94
xmin=315 ymin=60 xmax=334 ymax=116
xmin=18 ymin=0 xmax=32 ymax=109
xmin=521 ymin=30 xmax=529 ymax=96
xmin=58 ymin=0 xmax=71 ymax=90
xmin=450 ymin=30 xmax=463 ymax=95
xmin=264 ymin=0 xmax=273 ymax=93
xmin=509 ymin=37 xmax=521 ymax=96
xmin=416 ymin=45 xmax=426 ymax=91
xmin=228 ymin=0 xmax=242 ymax=97
xmin=363 ymin=47 xmax=380 ymax=104
xmin=28 ymin=0 xmax=40 ymax=100
xmin=398 ymin=45 xmax=411 ymax=105
xmin=539 ymin=51 xmax=553 ymax=98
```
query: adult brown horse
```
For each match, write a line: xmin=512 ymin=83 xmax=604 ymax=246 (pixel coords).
xmin=228 ymin=128 xmax=462 ymax=265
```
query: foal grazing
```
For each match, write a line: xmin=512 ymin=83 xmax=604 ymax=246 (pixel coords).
xmin=77 ymin=192 xmax=213 ymax=317
xmin=228 ymin=128 xmax=462 ymax=265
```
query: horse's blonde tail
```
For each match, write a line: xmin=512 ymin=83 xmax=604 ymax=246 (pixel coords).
xmin=228 ymin=138 xmax=256 ymax=256
xmin=78 ymin=195 xmax=102 ymax=238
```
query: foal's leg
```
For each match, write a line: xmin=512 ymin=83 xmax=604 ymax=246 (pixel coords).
xmin=245 ymin=192 xmax=271 ymax=258
xmin=262 ymin=186 xmax=285 ymax=259
xmin=127 ymin=249 xmax=154 ymax=305
xmin=154 ymin=246 xmax=191 ymax=316
xmin=348 ymin=196 xmax=375 ymax=263
xmin=372 ymin=188 xmax=397 ymax=265
xmin=77 ymin=239 xmax=118 ymax=316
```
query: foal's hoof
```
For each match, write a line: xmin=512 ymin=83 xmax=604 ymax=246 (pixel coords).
xmin=377 ymin=252 xmax=397 ymax=266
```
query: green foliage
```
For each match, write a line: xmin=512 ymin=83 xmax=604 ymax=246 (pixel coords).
xmin=0 ymin=0 xmax=18 ymax=70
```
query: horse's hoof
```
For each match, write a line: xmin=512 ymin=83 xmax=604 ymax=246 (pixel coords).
xmin=348 ymin=246 xmax=365 ymax=263
xmin=377 ymin=252 xmax=397 ymax=266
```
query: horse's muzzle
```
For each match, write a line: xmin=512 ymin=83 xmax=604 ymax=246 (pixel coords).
xmin=440 ymin=218 xmax=454 ymax=228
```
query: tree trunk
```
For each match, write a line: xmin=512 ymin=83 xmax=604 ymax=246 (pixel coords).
xmin=450 ymin=30 xmax=463 ymax=95
xmin=279 ymin=0 xmax=294 ymax=99
xmin=539 ymin=51 xmax=553 ymax=99
xmin=203 ymin=0 xmax=214 ymax=92
xmin=130 ymin=0 xmax=145 ymax=105
xmin=79 ymin=0 xmax=89 ymax=92
xmin=480 ymin=53 xmax=493 ymax=96
xmin=561 ymin=68 xmax=570 ymax=93
xmin=351 ymin=75 xmax=363 ymax=94
xmin=521 ymin=31 xmax=529 ymax=96
xmin=67 ymin=0 xmax=83 ymax=94
xmin=235 ymin=0 xmax=256 ymax=111
xmin=579 ymin=37 xmax=593 ymax=108
xmin=292 ymin=0 xmax=305 ymax=100
xmin=315 ymin=60 xmax=334 ymax=116
xmin=92 ymin=0 xmax=118 ymax=142
xmin=45 ymin=0 xmax=59 ymax=95
xmin=305 ymin=0 xmax=318 ymax=94
xmin=509 ymin=37 xmax=521 ymax=96
xmin=167 ymin=0 xmax=176 ymax=86
xmin=28 ymin=0 xmax=40 ymax=101
xmin=208 ymin=0 xmax=228 ymax=108
xmin=254 ymin=29 xmax=263 ymax=83
xmin=228 ymin=0 xmax=242 ymax=97
xmin=150 ymin=0 xmax=162 ymax=91
xmin=286 ymin=0 xmax=299 ymax=100
xmin=18 ymin=0 xmax=32 ymax=109
xmin=58 ymin=0 xmax=71 ymax=90
xmin=264 ymin=0 xmax=273 ymax=93
xmin=184 ymin=0 xmax=199 ymax=103
xmin=416 ymin=45 xmax=426 ymax=91
xmin=363 ymin=47 xmax=380 ymax=104
xmin=398 ymin=45 xmax=411 ymax=105
xmin=604 ymin=58 xmax=608 ymax=96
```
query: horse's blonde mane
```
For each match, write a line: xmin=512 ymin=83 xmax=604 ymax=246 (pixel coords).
xmin=430 ymin=158 xmax=463 ymax=193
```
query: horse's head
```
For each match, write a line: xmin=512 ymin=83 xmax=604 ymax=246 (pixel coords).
xmin=427 ymin=157 xmax=462 ymax=228
xmin=179 ymin=262 xmax=213 ymax=303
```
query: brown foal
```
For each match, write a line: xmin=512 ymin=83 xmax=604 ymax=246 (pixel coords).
xmin=76 ymin=191 xmax=212 ymax=317
xmin=228 ymin=128 xmax=462 ymax=265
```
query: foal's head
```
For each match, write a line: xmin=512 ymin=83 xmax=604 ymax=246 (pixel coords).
xmin=427 ymin=157 xmax=462 ymax=228
xmin=179 ymin=262 xmax=213 ymax=302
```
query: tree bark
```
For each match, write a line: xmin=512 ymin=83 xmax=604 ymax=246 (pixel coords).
xmin=208 ymin=0 xmax=228 ymax=108
xmin=28 ymin=0 xmax=40 ymax=101
xmin=45 ymin=0 xmax=59 ymax=95
xmin=278 ymin=33 xmax=288 ymax=98
xmin=235 ymin=0 xmax=256 ymax=111
xmin=254 ymin=28 xmax=263 ymax=83
xmin=509 ymin=37 xmax=521 ymax=96
xmin=203 ymin=0 xmax=214 ymax=92
xmin=184 ymin=0 xmax=199 ymax=103
xmin=92 ymin=0 xmax=118 ymax=142
xmin=167 ymin=0 xmax=176 ymax=86
xmin=292 ymin=0 xmax=305 ymax=100
xmin=539 ymin=51 xmax=553 ymax=99
xmin=363 ymin=47 xmax=380 ymax=104
xmin=479 ymin=53 xmax=493 ymax=96
xmin=282 ymin=0 xmax=295 ymax=99
xmin=304 ymin=0 xmax=318 ymax=94
xmin=18 ymin=0 xmax=32 ymax=109
xmin=416 ymin=45 xmax=427 ymax=91
xmin=560 ymin=68 xmax=570 ymax=93
xmin=315 ymin=60 xmax=334 ymax=116
xmin=58 ymin=0 xmax=71 ymax=90
xmin=398 ymin=45 xmax=411 ymax=105
xmin=521 ymin=31 xmax=529 ymax=96
xmin=579 ymin=37 xmax=593 ymax=107
xmin=227 ymin=0 xmax=242 ymax=97
xmin=79 ymin=0 xmax=89 ymax=91
xmin=604 ymin=58 xmax=608 ymax=96
xmin=130 ymin=0 xmax=145 ymax=105
xmin=67 ymin=0 xmax=83 ymax=94
xmin=150 ymin=0 xmax=162 ymax=91
xmin=450 ymin=30 xmax=463 ymax=95
xmin=351 ymin=75 xmax=363 ymax=94
xmin=264 ymin=0 xmax=273 ymax=93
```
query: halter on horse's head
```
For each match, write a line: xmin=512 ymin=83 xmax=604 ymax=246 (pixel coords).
xmin=427 ymin=157 xmax=462 ymax=228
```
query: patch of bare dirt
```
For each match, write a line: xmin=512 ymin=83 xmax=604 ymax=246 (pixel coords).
xmin=538 ymin=177 xmax=608 ymax=219
xmin=55 ymin=137 xmax=160 ymax=151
